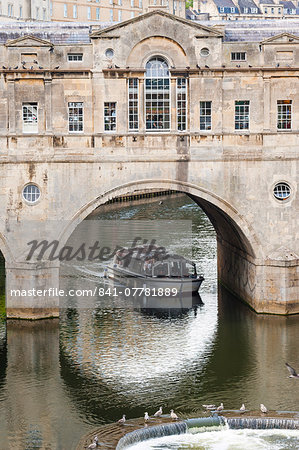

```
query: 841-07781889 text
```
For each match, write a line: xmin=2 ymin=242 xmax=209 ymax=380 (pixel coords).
xmin=98 ymin=287 xmax=178 ymax=297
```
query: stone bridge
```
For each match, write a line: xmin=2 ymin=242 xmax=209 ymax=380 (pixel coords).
xmin=0 ymin=12 xmax=298 ymax=317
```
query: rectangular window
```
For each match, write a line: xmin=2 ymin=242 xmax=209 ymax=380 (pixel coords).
xmin=43 ymin=7 xmax=46 ymax=20
xmin=243 ymin=7 xmax=248 ymax=13
xmin=68 ymin=53 xmax=83 ymax=62
xmin=19 ymin=6 xmax=23 ymax=17
xmin=265 ymin=7 xmax=268 ymax=13
xmin=23 ymin=103 xmax=38 ymax=134
xmin=231 ymin=52 xmax=246 ymax=61
xmin=131 ymin=11 xmax=134 ymax=17
xmin=68 ymin=102 xmax=84 ymax=132
xmin=118 ymin=0 xmax=122 ymax=5
xmin=50 ymin=1 xmax=53 ymax=17
xmin=96 ymin=7 xmax=100 ymax=19
xmin=235 ymin=100 xmax=249 ymax=130
xmin=177 ymin=78 xmax=187 ymax=131
xmin=251 ymin=7 xmax=257 ymax=13
xmin=277 ymin=100 xmax=292 ymax=130
xmin=131 ymin=0 xmax=134 ymax=6
xmin=104 ymin=102 xmax=116 ymax=131
xmin=73 ymin=4 xmax=77 ymax=18
xmin=271 ymin=7 xmax=274 ymax=13
xmin=231 ymin=7 xmax=235 ymax=12
xmin=219 ymin=7 xmax=224 ymax=12
xmin=118 ymin=9 xmax=122 ymax=20
xmin=87 ymin=6 xmax=91 ymax=19
xmin=110 ymin=9 xmax=113 ymax=20
xmin=64 ymin=3 xmax=67 ymax=17
xmin=139 ymin=0 xmax=142 ymax=7
xmin=36 ymin=7 xmax=39 ymax=19
xmin=200 ymin=101 xmax=211 ymax=131
xmin=128 ymin=78 xmax=139 ymax=131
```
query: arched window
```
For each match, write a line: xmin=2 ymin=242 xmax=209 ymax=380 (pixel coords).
xmin=145 ymin=57 xmax=170 ymax=130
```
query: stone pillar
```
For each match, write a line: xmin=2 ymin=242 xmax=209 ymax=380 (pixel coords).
xmin=263 ymin=77 xmax=271 ymax=132
xmin=5 ymin=262 xmax=60 ymax=319
xmin=7 ymin=78 xmax=15 ymax=134
xmin=217 ymin=238 xmax=299 ymax=315
xmin=44 ymin=75 xmax=52 ymax=133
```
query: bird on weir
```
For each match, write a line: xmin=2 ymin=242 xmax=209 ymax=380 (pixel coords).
xmin=202 ymin=404 xmax=216 ymax=410
xmin=285 ymin=362 xmax=299 ymax=378
xmin=154 ymin=406 xmax=163 ymax=417
xmin=240 ymin=404 xmax=246 ymax=412
xmin=260 ymin=404 xmax=268 ymax=413
xmin=216 ymin=403 xmax=224 ymax=412
xmin=117 ymin=414 xmax=126 ymax=424
xmin=170 ymin=409 xmax=178 ymax=420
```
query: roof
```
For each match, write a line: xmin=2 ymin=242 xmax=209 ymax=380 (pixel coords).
xmin=237 ymin=0 xmax=261 ymax=13
xmin=259 ymin=0 xmax=274 ymax=3
xmin=280 ymin=0 xmax=296 ymax=9
xmin=213 ymin=0 xmax=240 ymax=10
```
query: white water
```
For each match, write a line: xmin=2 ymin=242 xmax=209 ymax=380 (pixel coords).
xmin=127 ymin=428 xmax=299 ymax=449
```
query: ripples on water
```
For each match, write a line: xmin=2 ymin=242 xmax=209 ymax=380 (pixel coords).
xmin=0 ymin=195 xmax=299 ymax=449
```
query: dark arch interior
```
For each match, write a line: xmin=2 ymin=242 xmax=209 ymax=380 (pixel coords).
xmin=0 ymin=251 xmax=5 ymax=320
xmin=188 ymin=194 xmax=255 ymax=258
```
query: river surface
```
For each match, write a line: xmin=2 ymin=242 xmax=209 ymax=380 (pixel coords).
xmin=0 ymin=194 xmax=298 ymax=449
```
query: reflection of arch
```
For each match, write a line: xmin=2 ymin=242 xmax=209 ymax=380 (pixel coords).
xmin=59 ymin=179 xmax=262 ymax=260
xmin=127 ymin=36 xmax=188 ymax=68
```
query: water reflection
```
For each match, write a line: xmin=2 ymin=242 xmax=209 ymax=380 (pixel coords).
xmin=0 ymin=195 xmax=298 ymax=449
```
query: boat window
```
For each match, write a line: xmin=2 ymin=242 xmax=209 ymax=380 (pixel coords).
xmin=170 ymin=261 xmax=181 ymax=277
xmin=153 ymin=262 xmax=169 ymax=277
xmin=183 ymin=262 xmax=196 ymax=276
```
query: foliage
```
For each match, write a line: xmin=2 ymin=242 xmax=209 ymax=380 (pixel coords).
xmin=186 ymin=0 xmax=193 ymax=8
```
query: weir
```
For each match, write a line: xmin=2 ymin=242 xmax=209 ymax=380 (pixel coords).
xmin=115 ymin=415 xmax=299 ymax=450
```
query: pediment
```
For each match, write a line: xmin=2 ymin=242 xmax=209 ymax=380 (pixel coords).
xmin=261 ymin=32 xmax=299 ymax=45
xmin=6 ymin=35 xmax=53 ymax=47
xmin=90 ymin=10 xmax=223 ymax=39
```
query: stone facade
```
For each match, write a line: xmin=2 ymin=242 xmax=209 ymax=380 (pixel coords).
xmin=0 ymin=0 xmax=51 ymax=21
xmin=0 ymin=12 xmax=299 ymax=318
xmin=50 ymin=0 xmax=186 ymax=22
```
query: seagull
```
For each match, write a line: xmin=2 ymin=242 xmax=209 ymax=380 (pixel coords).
xmin=114 ymin=64 xmax=120 ymax=68
xmin=285 ymin=362 xmax=299 ymax=378
xmin=39 ymin=66 xmax=44 ymax=69
xmin=186 ymin=66 xmax=190 ymax=70
xmin=154 ymin=406 xmax=163 ymax=417
xmin=260 ymin=404 xmax=267 ymax=413
xmin=2 ymin=66 xmax=6 ymax=69
xmin=54 ymin=66 xmax=60 ymax=69
xmin=30 ymin=66 xmax=34 ymax=70
xmin=22 ymin=65 xmax=26 ymax=70
xmin=202 ymin=404 xmax=216 ymax=410
xmin=33 ymin=60 xmax=38 ymax=64
xmin=216 ymin=403 xmax=224 ymax=411
xmin=240 ymin=404 xmax=246 ymax=412
xmin=13 ymin=66 xmax=18 ymax=70
xmin=144 ymin=412 xmax=149 ymax=421
xmin=196 ymin=64 xmax=201 ymax=69
xmin=205 ymin=64 xmax=209 ymax=69
xmin=276 ymin=63 xmax=280 ymax=67
xmin=248 ymin=64 xmax=252 ymax=68
xmin=222 ymin=64 xmax=226 ymax=68
xmin=159 ymin=201 xmax=163 ymax=205
xmin=87 ymin=442 xmax=97 ymax=449
xmin=49 ymin=47 xmax=54 ymax=52
xmin=117 ymin=414 xmax=126 ymax=424
xmin=93 ymin=436 xmax=98 ymax=444
xmin=236 ymin=64 xmax=241 ymax=68
xmin=21 ymin=60 xmax=26 ymax=65
xmin=170 ymin=409 xmax=178 ymax=420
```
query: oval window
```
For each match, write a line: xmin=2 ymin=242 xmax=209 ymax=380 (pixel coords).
xmin=22 ymin=184 xmax=41 ymax=204
xmin=200 ymin=48 xmax=210 ymax=57
xmin=105 ymin=48 xmax=114 ymax=58
xmin=273 ymin=182 xmax=291 ymax=201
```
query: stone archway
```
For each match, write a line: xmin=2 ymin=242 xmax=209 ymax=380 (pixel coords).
xmin=59 ymin=179 xmax=264 ymax=313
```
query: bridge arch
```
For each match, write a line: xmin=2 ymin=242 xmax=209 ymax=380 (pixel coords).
xmin=59 ymin=179 xmax=262 ymax=261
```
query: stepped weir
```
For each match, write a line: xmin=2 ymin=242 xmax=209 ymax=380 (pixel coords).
xmin=77 ymin=413 xmax=299 ymax=449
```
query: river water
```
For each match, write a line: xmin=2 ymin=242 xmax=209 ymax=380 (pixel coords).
xmin=0 ymin=194 xmax=298 ymax=449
